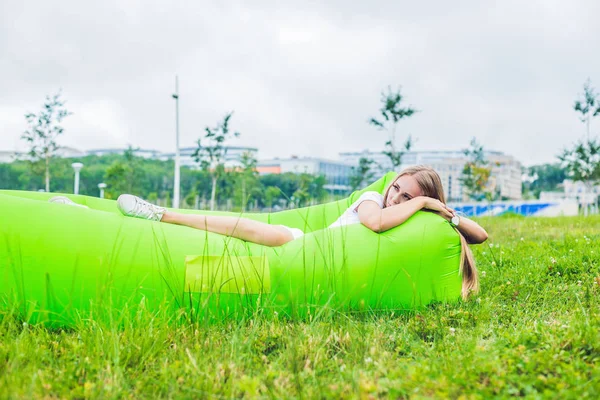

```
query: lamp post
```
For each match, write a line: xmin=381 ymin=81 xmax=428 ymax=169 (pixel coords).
xmin=172 ymin=75 xmax=181 ymax=209
xmin=98 ymin=182 xmax=107 ymax=199
xmin=71 ymin=162 xmax=84 ymax=195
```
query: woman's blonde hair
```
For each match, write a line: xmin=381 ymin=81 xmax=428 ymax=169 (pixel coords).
xmin=385 ymin=165 xmax=479 ymax=300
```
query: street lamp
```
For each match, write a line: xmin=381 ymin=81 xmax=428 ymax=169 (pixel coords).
xmin=172 ymin=75 xmax=181 ymax=208
xmin=98 ymin=182 xmax=107 ymax=199
xmin=71 ymin=162 xmax=84 ymax=195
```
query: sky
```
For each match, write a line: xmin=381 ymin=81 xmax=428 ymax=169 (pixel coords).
xmin=1 ymin=0 xmax=599 ymax=167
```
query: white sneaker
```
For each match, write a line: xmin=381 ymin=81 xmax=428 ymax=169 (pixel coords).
xmin=117 ymin=194 xmax=166 ymax=222
xmin=49 ymin=196 xmax=89 ymax=209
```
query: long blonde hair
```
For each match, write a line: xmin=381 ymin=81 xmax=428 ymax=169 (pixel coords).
xmin=385 ymin=165 xmax=479 ymax=300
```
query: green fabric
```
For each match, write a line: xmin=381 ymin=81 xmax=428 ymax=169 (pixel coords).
xmin=0 ymin=172 xmax=462 ymax=325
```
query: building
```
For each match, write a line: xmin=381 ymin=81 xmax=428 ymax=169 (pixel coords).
xmin=159 ymin=146 xmax=258 ymax=169
xmin=0 ymin=150 xmax=19 ymax=163
xmin=541 ymin=179 xmax=600 ymax=206
xmin=86 ymin=148 xmax=164 ymax=159
xmin=43 ymin=146 xmax=258 ymax=169
xmin=55 ymin=146 xmax=88 ymax=158
xmin=339 ymin=149 xmax=523 ymax=201
xmin=1 ymin=147 xmax=88 ymax=163
xmin=257 ymin=156 xmax=353 ymax=192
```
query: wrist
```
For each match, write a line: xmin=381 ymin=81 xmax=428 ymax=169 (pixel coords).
xmin=415 ymin=196 xmax=427 ymax=209
xmin=451 ymin=214 xmax=460 ymax=226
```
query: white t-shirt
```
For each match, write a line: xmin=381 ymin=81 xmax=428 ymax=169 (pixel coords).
xmin=328 ymin=191 xmax=384 ymax=229
xmin=279 ymin=191 xmax=384 ymax=239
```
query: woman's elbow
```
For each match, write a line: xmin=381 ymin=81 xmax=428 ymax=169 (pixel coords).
xmin=271 ymin=227 xmax=296 ymax=247
xmin=362 ymin=218 xmax=383 ymax=233
xmin=471 ymin=229 xmax=488 ymax=244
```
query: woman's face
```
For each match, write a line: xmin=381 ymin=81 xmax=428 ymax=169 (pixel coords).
xmin=384 ymin=174 xmax=423 ymax=208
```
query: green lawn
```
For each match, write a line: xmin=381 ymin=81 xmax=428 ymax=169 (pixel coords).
xmin=1 ymin=216 xmax=600 ymax=399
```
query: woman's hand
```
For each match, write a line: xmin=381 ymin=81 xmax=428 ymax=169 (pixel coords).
xmin=418 ymin=197 xmax=489 ymax=244
xmin=418 ymin=196 xmax=455 ymax=220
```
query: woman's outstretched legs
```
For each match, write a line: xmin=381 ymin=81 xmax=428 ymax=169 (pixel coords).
xmin=161 ymin=211 xmax=294 ymax=247
xmin=117 ymin=194 xmax=295 ymax=247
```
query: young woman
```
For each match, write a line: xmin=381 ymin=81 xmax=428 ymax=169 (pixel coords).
xmin=116 ymin=166 xmax=488 ymax=299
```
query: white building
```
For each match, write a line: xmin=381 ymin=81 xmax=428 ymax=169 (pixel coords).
xmin=1 ymin=147 xmax=87 ymax=163
xmin=257 ymin=156 xmax=353 ymax=192
xmin=339 ymin=149 xmax=523 ymax=201
xmin=0 ymin=150 xmax=19 ymax=163
xmin=86 ymin=148 xmax=164 ymax=159
xmin=559 ymin=180 xmax=599 ymax=205
xmin=55 ymin=146 xmax=88 ymax=158
xmin=160 ymin=146 xmax=258 ymax=169
xmin=66 ymin=146 xmax=258 ymax=169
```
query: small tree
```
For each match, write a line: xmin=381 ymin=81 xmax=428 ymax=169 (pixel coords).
xmin=103 ymin=146 xmax=145 ymax=198
xmin=308 ymin=175 xmax=328 ymax=204
xmin=558 ymin=139 xmax=600 ymax=215
xmin=369 ymin=86 xmax=416 ymax=169
xmin=237 ymin=151 xmax=259 ymax=212
xmin=561 ymin=80 xmax=600 ymax=214
xmin=460 ymin=138 xmax=492 ymax=201
xmin=292 ymin=173 xmax=313 ymax=208
xmin=263 ymin=186 xmax=281 ymax=211
xmin=21 ymin=91 xmax=72 ymax=192
xmin=523 ymin=163 xmax=567 ymax=199
xmin=349 ymin=157 xmax=375 ymax=191
xmin=574 ymin=79 xmax=600 ymax=140
xmin=192 ymin=112 xmax=240 ymax=210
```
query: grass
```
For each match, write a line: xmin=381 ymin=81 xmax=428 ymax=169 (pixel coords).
xmin=1 ymin=215 xmax=600 ymax=399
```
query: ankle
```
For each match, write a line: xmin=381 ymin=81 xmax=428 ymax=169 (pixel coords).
xmin=160 ymin=210 xmax=170 ymax=222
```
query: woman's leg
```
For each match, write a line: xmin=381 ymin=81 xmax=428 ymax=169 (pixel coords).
xmin=161 ymin=211 xmax=294 ymax=247
xmin=117 ymin=194 xmax=295 ymax=247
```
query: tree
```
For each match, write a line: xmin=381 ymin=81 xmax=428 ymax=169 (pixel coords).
xmin=460 ymin=138 xmax=492 ymax=201
xmin=192 ymin=112 xmax=240 ymax=210
xmin=522 ymin=163 xmax=567 ymax=199
xmin=369 ymin=86 xmax=416 ymax=169
xmin=558 ymin=139 xmax=600 ymax=215
xmin=236 ymin=151 xmax=259 ymax=211
xmin=349 ymin=157 xmax=375 ymax=191
xmin=307 ymin=174 xmax=328 ymax=204
xmin=263 ymin=186 xmax=281 ymax=211
xmin=21 ymin=91 xmax=72 ymax=192
xmin=574 ymin=79 xmax=600 ymax=140
xmin=560 ymin=80 xmax=600 ymax=214
xmin=103 ymin=146 xmax=146 ymax=198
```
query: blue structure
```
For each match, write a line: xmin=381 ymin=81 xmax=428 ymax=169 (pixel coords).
xmin=450 ymin=201 xmax=555 ymax=217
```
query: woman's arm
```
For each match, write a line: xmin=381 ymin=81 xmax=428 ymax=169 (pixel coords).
xmin=426 ymin=204 xmax=488 ymax=244
xmin=450 ymin=215 xmax=488 ymax=244
xmin=357 ymin=197 xmax=454 ymax=233
xmin=357 ymin=197 xmax=488 ymax=244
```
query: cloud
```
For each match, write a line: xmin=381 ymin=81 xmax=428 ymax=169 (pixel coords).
xmin=1 ymin=0 xmax=599 ymax=166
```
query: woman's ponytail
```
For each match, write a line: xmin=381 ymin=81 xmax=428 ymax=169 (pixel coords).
xmin=392 ymin=166 xmax=480 ymax=300
xmin=457 ymin=231 xmax=479 ymax=300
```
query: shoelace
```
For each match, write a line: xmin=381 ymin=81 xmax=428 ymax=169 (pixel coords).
xmin=131 ymin=198 xmax=162 ymax=220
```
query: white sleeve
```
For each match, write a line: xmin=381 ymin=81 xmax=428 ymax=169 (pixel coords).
xmin=352 ymin=191 xmax=384 ymax=213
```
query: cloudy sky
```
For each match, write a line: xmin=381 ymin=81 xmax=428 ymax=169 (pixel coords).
xmin=1 ymin=0 xmax=599 ymax=166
